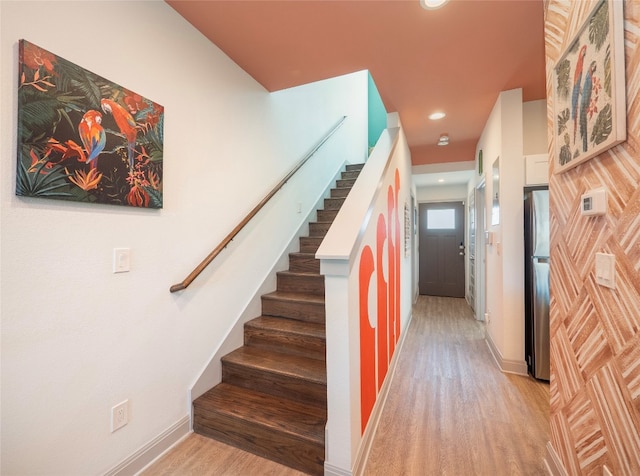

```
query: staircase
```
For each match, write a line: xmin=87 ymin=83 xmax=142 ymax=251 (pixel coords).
xmin=193 ymin=163 xmax=364 ymax=475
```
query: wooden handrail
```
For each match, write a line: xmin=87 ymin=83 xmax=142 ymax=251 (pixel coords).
xmin=170 ymin=116 xmax=347 ymax=293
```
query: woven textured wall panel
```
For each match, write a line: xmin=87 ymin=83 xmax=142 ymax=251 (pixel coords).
xmin=546 ymin=0 xmax=640 ymax=473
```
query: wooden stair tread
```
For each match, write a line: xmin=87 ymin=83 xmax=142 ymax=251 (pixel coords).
xmin=300 ymin=236 xmax=323 ymax=242
xmin=247 ymin=315 xmax=325 ymax=338
xmin=195 ymin=383 xmax=325 ymax=444
xmin=289 ymin=252 xmax=317 ymax=259
xmin=262 ymin=290 xmax=324 ymax=305
xmin=223 ymin=346 xmax=326 ymax=385
xmin=277 ymin=269 xmax=321 ymax=278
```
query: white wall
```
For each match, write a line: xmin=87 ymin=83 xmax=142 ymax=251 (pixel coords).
xmin=474 ymin=92 xmax=548 ymax=373
xmin=475 ymin=89 xmax=522 ymax=370
xmin=416 ymin=184 xmax=468 ymax=203
xmin=0 ymin=2 xmax=368 ymax=474
xmin=499 ymin=89 xmax=526 ymax=365
xmin=523 ymin=99 xmax=548 ymax=156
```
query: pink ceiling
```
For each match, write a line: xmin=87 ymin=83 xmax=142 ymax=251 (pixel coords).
xmin=167 ymin=0 xmax=546 ymax=167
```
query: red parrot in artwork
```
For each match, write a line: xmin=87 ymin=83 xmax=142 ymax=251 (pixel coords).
xmin=101 ymin=98 xmax=137 ymax=172
xmin=571 ymin=45 xmax=587 ymax=145
xmin=78 ymin=110 xmax=106 ymax=170
xmin=580 ymin=61 xmax=597 ymax=152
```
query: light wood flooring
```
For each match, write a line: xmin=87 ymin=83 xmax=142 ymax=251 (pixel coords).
xmin=364 ymin=296 xmax=549 ymax=475
xmin=142 ymin=295 xmax=549 ymax=475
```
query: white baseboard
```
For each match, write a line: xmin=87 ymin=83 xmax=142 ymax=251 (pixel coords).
xmin=103 ymin=416 xmax=190 ymax=476
xmin=324 ymin=462 xmax=352 ymax=476
xmin=485 ymin=331 xmax=528 ymax=376
xmin=544 ymin=441 xmax=568 ymax=476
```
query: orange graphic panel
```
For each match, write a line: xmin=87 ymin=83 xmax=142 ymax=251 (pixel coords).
xmin=376 ymin=214 xmax=388 ymax=388
xmin=359 ymin=245 xmax=376 ymax=433
xmin=387 ymin=185 xmax=396 ymax=357
xmin=394 ymin=169 xmax=401 ymax=344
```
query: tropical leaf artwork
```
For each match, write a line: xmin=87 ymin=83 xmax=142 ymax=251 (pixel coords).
xmin=556 ymin=59 xmax=571 ymax=100
xmin=589 ymin=0 xmax=609 ymax=51
xmin=604 ymin=45 xmax=612 ymax=97
xmin=552 ymin=0 xmax=625 ymax=173
xmin=557 ymin=108 xmax=570 ymax=135
xmin=17 ymin=39 xmax=164 ymax=208
xmin=591 ymin=103 xmax=613 ymax=145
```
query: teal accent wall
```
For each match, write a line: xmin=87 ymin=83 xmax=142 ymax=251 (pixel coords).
xmin=367 ymin=73 xmax=387 ymax=151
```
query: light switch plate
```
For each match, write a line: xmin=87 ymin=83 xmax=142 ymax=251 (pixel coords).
xmin=485 ymin=231 xmax=494 ymax=244
xmin=595 ymin=252 xmax=615 ymax=289
xmin=113 ymin=248 xmax=130 ymax=273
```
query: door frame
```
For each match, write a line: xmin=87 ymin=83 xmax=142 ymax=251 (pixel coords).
xmin=466 ymin=189 xmax=475 ymax=310
xmin=475 ymin=180 xmax=487 ymax=321
xmin=418 ymin=200 xmax=466 ymax=297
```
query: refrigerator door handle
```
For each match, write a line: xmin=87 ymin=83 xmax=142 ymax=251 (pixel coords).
xmin=531 ymin=198 xmax=538 ymax=252
xmin=532 ymin=258 xmax=550 ymax=380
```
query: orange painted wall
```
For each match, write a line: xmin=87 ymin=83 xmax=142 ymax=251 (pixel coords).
xmin=358 ymin=168 xmax=402 ymax=434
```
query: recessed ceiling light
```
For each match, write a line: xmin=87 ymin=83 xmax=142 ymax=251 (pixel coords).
xmin=438 ymin=179 xmax=445 ymax=183
xmin=429 ymin=112 xmax=446 ymax=120
xmin=420 ymin=0 xmax=448 ymax=10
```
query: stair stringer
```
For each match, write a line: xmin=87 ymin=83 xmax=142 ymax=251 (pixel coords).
xmin=188 ymin=162 xmax=349 ymax=410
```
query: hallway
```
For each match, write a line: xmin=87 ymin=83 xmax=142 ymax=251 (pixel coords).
xmin=364 ymin=296 xmax=549 ymax=475
xmin=143 ymin=296 xmax=549 ymax=475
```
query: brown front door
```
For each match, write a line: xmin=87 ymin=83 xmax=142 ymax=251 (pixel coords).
xmin=419 ymin=202 xmax=465 ymax=297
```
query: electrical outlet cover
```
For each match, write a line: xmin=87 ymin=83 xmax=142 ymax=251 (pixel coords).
xmin=111 ymin=400 xmax=128 ymax=432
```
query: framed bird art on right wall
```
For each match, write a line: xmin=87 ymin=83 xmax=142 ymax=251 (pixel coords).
xmin=552 ymin=0 xmax=626 ymax=174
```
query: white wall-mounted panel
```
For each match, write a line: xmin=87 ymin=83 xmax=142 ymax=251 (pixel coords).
xmin=525 ymin=154 xmax=549 ymax=186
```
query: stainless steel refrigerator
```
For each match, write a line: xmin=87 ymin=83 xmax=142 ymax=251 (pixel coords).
xmin=524 ymin=188 xmax=550 ymax=381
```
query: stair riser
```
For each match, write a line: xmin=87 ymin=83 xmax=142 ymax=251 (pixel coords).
xmin=341 ymin=170 xmax=360 ymax=180
xmin=331 ymin=187 xmax=350 ymax=198
xmin=299 ymin=237 xmax=323 ymax=253
xmin=223 ymin=361 xmax=327 ymax=408
xmin=277 ymin=273 xmax=325 ymax=296
xmin=345 ymin=163 xmax=364 ymax=172
xmin=316 ymin=209 xmax=339 ymax=222
xmin=245 ymin=328 xmax=326 ymax=361
xmin=262 ymin=296 xmax=325 ymax=322
xmin=324 ymin=197 xmax=345 ymax=210
xmin=336 ymin=179 xmax=355 ymax=188
xmin=289 ymin=254 xmax=320 ymax=273
xmin=194 ymin=410 xmax=323 ymax=475
xmin=309 ymin=222 xmax=331 ymax=237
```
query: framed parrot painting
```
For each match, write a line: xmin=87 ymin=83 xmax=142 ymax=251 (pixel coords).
xmin=16 ymin=39 xmax=164 ymax=208
xmin=552 ymin=0 xmax=626 ymax=174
